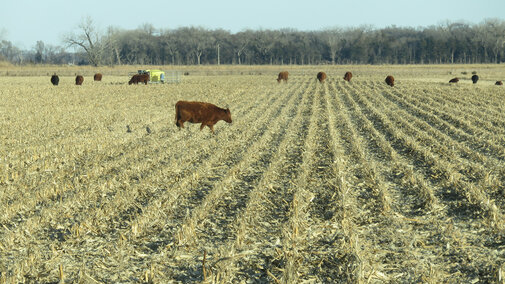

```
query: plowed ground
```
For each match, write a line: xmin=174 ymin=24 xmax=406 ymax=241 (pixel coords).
xmin=1 ymin=67 xmax=505 ymax=283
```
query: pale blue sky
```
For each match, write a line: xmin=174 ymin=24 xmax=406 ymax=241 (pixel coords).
xmin=1 ymin=0 xmax=504 ymax=49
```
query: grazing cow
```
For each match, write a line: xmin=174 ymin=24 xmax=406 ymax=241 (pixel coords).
xmin=385 ymin=75 xmax=395 ymax=87
xmin=129 ymin=74 xmax=149 ymax=85
xmin=75 ymin=75 xmax=84 ymax=85
xmin=50 ymin=74 xmax=59 ymax=86
xmin=277 ymin=71 xmax=289 ymax=83
xmin=471 ymin=74 xmax=479 ymax=84
xmin=175 ymin=101 xmax=232 ymax=133
xmin=449 ymin=78 xmax=459 ymax=83
xmin=94 ymin=73 xmax=102 ymax=81
xmin=317 ymin=72 xmax=327 ymax=83
xmin=343 ymin=71 xmax=352 ymax=82
xmin=496 ymin=81 xmax=503 ymax=86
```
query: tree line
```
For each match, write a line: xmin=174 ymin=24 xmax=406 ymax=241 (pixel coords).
xmin=2 ymin=18 xmax=505 ymax=66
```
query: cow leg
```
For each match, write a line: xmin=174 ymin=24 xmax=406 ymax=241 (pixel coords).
xmin=208 ymin=125 xmax=214 ymax=134
xmin=200 ymin=123 xmax=206 ymax=131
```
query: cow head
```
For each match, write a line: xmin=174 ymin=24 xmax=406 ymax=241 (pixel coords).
xmin=224 ymin=108 xmax=232 ymax=123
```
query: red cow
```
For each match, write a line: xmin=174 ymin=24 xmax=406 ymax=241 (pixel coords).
xmin=449 ymin=78 xmax=459 ymax=83
xmin=175 ymin=101 xmax=232 ymax=133
xmin=385 ymin=75 xmax=395 ymax=87
xmin=75 ymin=75 xmax=84 ymax=85
xmin=277 ymin=71 xmax=289 ymax=83
xmin=343 ymin=71 xmax=352 ymax=82
xmin=94 ymin=73 xmax=102 ymax=81
xmin=496 ymin=81 xmax=503 ymax=86
xmin=129 ymin=74 xmax=149 ymax=85
xmin=317 ymin=72 xmax=327 ymax=83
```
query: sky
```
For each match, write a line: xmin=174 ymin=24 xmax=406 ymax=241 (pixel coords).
xmin=1 ymin=0 xmax=504 ymax=49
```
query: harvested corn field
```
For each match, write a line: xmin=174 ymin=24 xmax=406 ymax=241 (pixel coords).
xmin=1 ymin=65 xmax=505 ymax=283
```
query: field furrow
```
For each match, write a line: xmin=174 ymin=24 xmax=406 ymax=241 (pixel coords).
xmin=0 ymin=77 xmax=294 ymax=282
xmin=150 ymin=79 xmax=311 ymax=282
xmin=293 ymin=80 xmax=366 ymax=283
xmin=0 ymin=85 xmax=255 ymax=227
xmin=349 ymin=81 xmax=504 ymax=281
xmin=385 ymin=87 xmax=505 ymax=161
xmin=0 ymin=84 xmax=253 ymax=229
xmin=418 ymin=89 xmax=505 ymax=138
xmin=1 ymin=67 xmax=505 ymax=283
xmin=363 ymin=86 xmax=505 ymax=212
xmin=203 ymin=79 xmax=316 ymax=283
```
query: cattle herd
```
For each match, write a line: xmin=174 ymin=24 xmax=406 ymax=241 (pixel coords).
xmin=50 ymin=70 xmax=504 ymax=87
xmin=48 ymin=70 xmax=503 ymax=133
xmin=50 ymin=73 xmax=102 ymax=86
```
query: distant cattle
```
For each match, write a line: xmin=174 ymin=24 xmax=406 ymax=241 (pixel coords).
xmin=94 ymin=73 xmax=102 ymax=81
xmin=50 ymin=74 xmax=59 ymax=86
xmin=496 ymin=81 xmax=503 ymax=86
xmin=277 ymin=71 xmax=289 ymax=83
xmin=471 ymin=74 xmax=479 ymax=84
xmin=129 ymin=74 xmax=149 ymax=85
xmin=449 ymin=78 xmax=459 ymax=83
xmin=75 ymin=75 xmax=84 ymax=85
xmin=385 ymin=75 xmax=395 ymax=87
xmin=317 ymin=72 xmax=327 ymax=83
xmin=175 ymin=101 xmax=232 ymax=133
xmin=343 ymin=71 xmax=353 ymax=82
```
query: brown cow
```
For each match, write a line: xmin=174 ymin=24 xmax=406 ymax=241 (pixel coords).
xmin=94 ymin=73 xmax=102 ymax=81
xmin=50 ymin=74 xmax=59 ymax=86
xmin=129 ymin=74 xmax=149 ymax=85
xmin=343 ymin=71 xmax=352 ymax=82
xmin=175 ymin=101 xmax=232 ymax=133
xmin=471 ymin=74 xmax=479 ymax=84
xmin=449 ymin=78 xmax=459 ymax=83
xmin=385 ymin=75 xmax=395 ymax=87
xmin=277 ymin=71 xmax=289 ymax=83
xmin=496 ymin=81 xmax=503 ymax=86
xmin=75 ymin=75 xmax=84 ymax=85
xmin=317 ymin=72 xmax=327 ymax=83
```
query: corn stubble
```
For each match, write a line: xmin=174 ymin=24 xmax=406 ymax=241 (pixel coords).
xmin=1 ymin=66 xmax=505 ymax=283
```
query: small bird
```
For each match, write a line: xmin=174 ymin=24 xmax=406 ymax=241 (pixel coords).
xmin=126 ymin=125 xmax=132 ymax=133
xmin=146 ymin=126 xmax=151 ymax=134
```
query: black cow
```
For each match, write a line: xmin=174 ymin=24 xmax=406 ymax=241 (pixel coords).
xmin=51 ymin=74 xmax=59 ymax=86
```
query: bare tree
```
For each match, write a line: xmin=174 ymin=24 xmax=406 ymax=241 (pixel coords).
xmin=64 ymin=16 xmax=103 ymax=66
xmin=0 ymin=40 xmax=22 ymax=63
xmin=160 ymin=29 xmax=179 ymax=65
xmin=253 ymin=30 xmax=278 ymax=64
xmin=34 ymin=41 xmax=45 ymax=63
xmin=323 ymin=28 xmax=344 ymax=64
xmin=232 ymin=31 xmax=250 ymax=64
xmin=480 ymin=19 xmax=505 ymax=63
xmin=179 ymin=27 xmax=213 ymax=65
xmin=103 ymin=26 xmax=122 ymax=65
